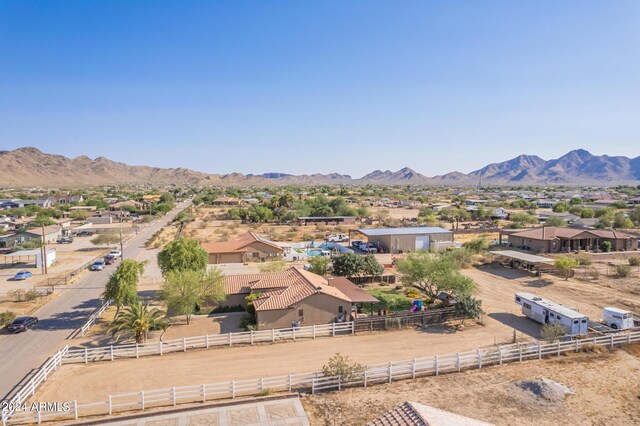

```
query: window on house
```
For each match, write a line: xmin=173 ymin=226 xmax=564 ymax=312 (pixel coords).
xmin=298 ymin=309 xmax=304 ymax=317
xmin=338 ymin=306 xmax=343 ymax=313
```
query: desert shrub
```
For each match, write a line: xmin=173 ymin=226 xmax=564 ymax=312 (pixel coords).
xmin=25 ymin=290 xmax=40 ymax=301
xmin=576 ymin=255 xmax=592 ymax=266
xmin=581 ymin=343 xmax=608 ymax=354
xmin=322 ymin=353 xmax=364 ymax=383
xmin=602 ymin=241 xmax=612 ymax=252
xmin=301 ymin=233 xmax=313 ymax=241
xmin=463 ymin=238 xmax=489 ymax=253
xmin=258 ymin=388 xmax=275 ymax=396
xmin=286 ymin=232 xmax=296 ymax=240
xmin=586 ymin=268 xmax=600 ymax=280
xmin=455 ymin=295 xmax=483 ymax=321
xmin=8 ymin=289 xmax=25 ymax=302
xmin=210 ymin=304 xmax=245 ymax=314
xmin=0 ymin=310 xmax=16 ymax=326
xmin=541 ymin=323 xmax=566 ymax=341
xmin=628 ymin=257 xmax=640 ymax=267
xmin=405 ymin=288 xmax=421 ymax=299
xmin=616 ymin=265 xmax=631 ymax=278
xmin=395 ymin=284 xmax=403 ymax=291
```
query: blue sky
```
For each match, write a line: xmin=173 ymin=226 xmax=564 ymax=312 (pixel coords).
xmin=1 ymin=1 xmax=639 ymax=177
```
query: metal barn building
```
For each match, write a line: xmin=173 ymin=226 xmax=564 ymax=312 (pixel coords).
xmin=351 ymin=227 xmax=454 ymax=253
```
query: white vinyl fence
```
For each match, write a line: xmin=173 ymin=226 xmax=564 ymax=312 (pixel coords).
xmin=4 ymin=330 xmax=640 ymax=425
xmin=1 ymin=346 xmax=68 ymax=423
xmin=62 ymin=322 xmax=355 ymax=364
xmin=78 ymin=299 xmax=112 ymax=337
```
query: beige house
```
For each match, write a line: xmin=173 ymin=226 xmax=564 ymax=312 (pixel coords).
xmin=506 ymin=227 xmax=638 ymax=253
xmin=221 ymin=267 xmax=378 ymax=329
xmin=202 ymin=232 xmax=284 ymax=264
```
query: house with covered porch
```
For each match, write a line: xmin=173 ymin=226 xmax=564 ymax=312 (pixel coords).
xmin=503 ymin=227 xmax=637 ymax=253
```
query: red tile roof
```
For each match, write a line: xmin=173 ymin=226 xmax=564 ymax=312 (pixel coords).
xmin=223 ymin=267 xmax=374 ymax=311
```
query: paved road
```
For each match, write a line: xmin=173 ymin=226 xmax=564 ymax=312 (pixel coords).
xmin=0 ymin=202 xmax=188 ymax=401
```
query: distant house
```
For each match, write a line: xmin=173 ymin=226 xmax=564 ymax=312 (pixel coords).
xmin=109 ymin=200 xmax=143 ymax=211
xmin=505 ymin=227 xmax=637 ymax=253
xmin=202 ymin=232 xmax=284 ymax=264
xmin=37 ymin=197 xmax=57 ymax=208
xmin=56 ymin=195 xmax=83 ymax=204
xmin=0 ymin=225 xmax=63 ymax=248
xmin=570 ymin=218 xmax=601 ymax=229
xmin=142 ymin=194 xmax=162 ymax=204
xmin=534 ymin=199 xmax=558 ymax=209
xmin=220 ymin=267 xmax=378 ymax=329
xmin=537 ymin=211 xmax=579 ymax=223
xmin=0 ymin=199 xmax=37 ymax=209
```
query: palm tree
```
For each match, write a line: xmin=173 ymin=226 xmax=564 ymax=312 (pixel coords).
xmin=108 ymin=300 xmax=169 ymax=343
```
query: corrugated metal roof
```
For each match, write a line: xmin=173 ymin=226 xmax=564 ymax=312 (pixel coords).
xmin=357 ymin=227 xmax=452 ymax=237
xmin=491 ymin=250 xmax=553 ymax=264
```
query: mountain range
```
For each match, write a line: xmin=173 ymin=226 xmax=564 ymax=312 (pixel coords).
xmin=0 ymin=147 xmax=638 ymax=187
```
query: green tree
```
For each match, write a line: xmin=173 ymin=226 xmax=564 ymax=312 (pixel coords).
xmin=602 ymin=240 xmax=612 ymax=252
xmin=102 ymin=259 xmax=146 ymax=313
xmin=91 ymin=233 xmax=120 ymax=248
xmin=161 ymin=268 xmax=226 ymax=324
xmin=157 ymin=238 xmax=208 ymax=276
xmin=308 ymin=256 xmax=331 ymax=276
xmin=613 ymin=212 xmax=633 ymax=229
xmin=362 ymin=254 xmax=384 ymax=278
xmin=455 ymin=295 xmax=484 ymax=323
xmin=332 ymin=253 xmax=365 ymax=279
xmin=554 ymin=256 xmax=579 ymax=280
xmin=32 ymin=214 xmax=55 ymax=227
xmin=396 ymin=252 xmax=476 ymax=299
xmin=629 ymin=207 xmax=640 ymax=227
xmin=108 ymin=300 xmax=168 ymax=343
xmin=510 ymin=212 xmax=539 ymax=227
xmin=463 ymin=238 xmax=489 ymax=253
xmin=70 ymin=210 xmax=89 ymax=220
xmin=544 ymin=217 xmax=567 ymax=227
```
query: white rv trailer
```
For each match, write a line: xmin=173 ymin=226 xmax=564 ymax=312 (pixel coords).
xmin=603 ymin=307 xmax=634 ymax=330
xmin=515 ymin=292 xmax=588 ymax=336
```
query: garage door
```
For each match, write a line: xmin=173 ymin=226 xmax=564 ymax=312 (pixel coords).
xmin=415 ymin=235 xmax=430 ymax=251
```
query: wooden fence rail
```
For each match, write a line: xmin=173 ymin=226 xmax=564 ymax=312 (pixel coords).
xmin=4 ymin=331 xmax=640 ymax=425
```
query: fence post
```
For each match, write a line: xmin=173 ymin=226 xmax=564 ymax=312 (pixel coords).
xmin=610 ymin=333 xmax=614 ymax=348
xmin=629 ymin=331 xmax=632 ymax=345
xmin=110 ymin=345 xmax=114 ymax=361
xmin=260 ymin=378 xmax=264 ymax=391
xmin=435 ymin=355 xmax=439 ymax=376
xmin=206 ymin=334 xmax=210 ymax=349
xmin=288 ymin=374 xmax=292 ymax=392
xmin=477 ymin=349 xmax=482 ymax=369
xmin=293 ymin=327 xmax=296 ymax=341
xmin=172 ymin=387 xmax=177 ymax=406
xmin=575 ymin=340 xmax=579 ymax=353
xmin=73 ymin=400 xmax=78 ymax=420
xmin=183 ymin=337 xmax=187 ymax=352
xmin=250 ymin=330 xmax=254 ymax=345
xmin=84 ymin=348 xmax=88 ymax=364
xmin=313 ymin=324 xmax=316 ymax=339
xmin=312 ymin=377 xmax=316 ymax=394
xmin=412 ymin=359 xmax=416 ymax=379
xmin=351 ymin=321 xmax=355 ymax=335
xmin=338 ymin=375 xmax=342 ymax=391
xmin=519 ymin=345 xmax=523 ymax=361
xmin=456 ymin=353 xmax=461 ymax=372
xmin=229 ymin=332 xmax=232 ymax=346
xmin=557 ymin=341 xmax=561 ymax=356
xmin=136 ymin=343 xmax=139 ymax=358
xmin=108 ymin=395 xmax=112 ymax=415
xmin=159 ymin=341 xmax=163 ymax=356
xmin=140 ymin=391 xmax=145 ymax=410
xmin=388 ymin=361 xmax=393 ymax=384
xmin=498 ymin=347 xmax=503 ymax=366
xmin=364 ymin=367 xmax=368 ymax=387
xmin=272 ymin=328 xmax=276 ymax=342
xmin=231 ymin=381 xmax=236 ymax=399
xmin=332 ymin=322 xmax=336 ymax=337
xmin=538 ymin=342 xmax=542 ymax=360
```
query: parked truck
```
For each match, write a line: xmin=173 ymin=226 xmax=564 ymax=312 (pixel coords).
xmin=515 ymin=292 xmax=588 ymax=336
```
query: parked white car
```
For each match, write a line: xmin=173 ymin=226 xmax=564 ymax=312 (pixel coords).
xmin=326 ymin=234 xmax=348 ymax=242
xmin=109 ymin=250 xmax=122 ymax=258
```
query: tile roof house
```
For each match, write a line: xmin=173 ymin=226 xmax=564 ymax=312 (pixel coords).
xmin=221 ymin=267 xmax=378 ymax=329
xmin=367 ymin=401 xmax=494 ymax=426
xmin=202 ymin=232 xmax=284 ymax=264
xmin=506 ymin=227 xmax=637 ymax=253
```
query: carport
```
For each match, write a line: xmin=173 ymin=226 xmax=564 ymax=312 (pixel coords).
xmin=491 ymin=250 xmax=553 ymax=276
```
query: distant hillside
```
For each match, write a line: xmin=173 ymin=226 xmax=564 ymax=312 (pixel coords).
xmin=0 ymin=147 xmax=638 ymax=187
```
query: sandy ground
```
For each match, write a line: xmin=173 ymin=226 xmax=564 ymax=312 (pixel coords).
xmin=36 ymin=318 xmax=523 ymax=404
xmin=303 ymin=345 xmax=640 ymax=426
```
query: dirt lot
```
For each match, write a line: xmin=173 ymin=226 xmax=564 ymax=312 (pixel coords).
xmin=303 ymin=345 xmax=640 ymax=426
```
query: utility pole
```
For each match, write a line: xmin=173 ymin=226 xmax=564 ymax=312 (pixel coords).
xmin=41 ymin=224 xmax=48 ymax=275
xmin=119 ymin=214 xmax=124 ymax=260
